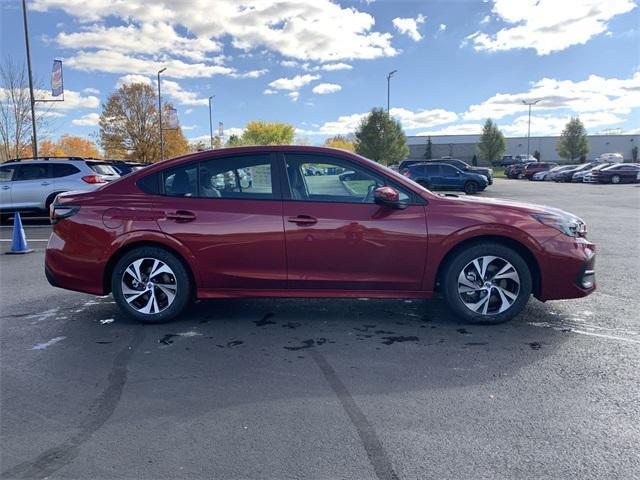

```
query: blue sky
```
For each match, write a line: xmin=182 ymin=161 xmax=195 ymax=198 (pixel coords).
xmin=1 ymin=0 xmax=638 ymax=145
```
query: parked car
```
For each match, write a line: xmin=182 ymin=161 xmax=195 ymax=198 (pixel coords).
xmin=540 ymin=165 xmax=576 ymax=182
xmin=45 ymin=145 xmax=595 ymax=325
xmin=304 ymin=165 xmax=324 ymax=176
xmin=401 ymin=163 xmax=488 ymax=194
xmin=425 ymin=158 xmax=493 ymax=185
xmin=0 ymin=157 xmax=119 ymax=221
xmin=552 ymin=162 xmax=600 ymax=182
xmin=109 ymin=160 xmax=148 ymax=176
xmin=498 ymin=154 xmax=537 ymax=167
xmin=524 ymin=162 xmax=558 ymax=180
xmin=505 ymin=162 xmax=536 ymax=179
xmin=572 ymin=163 xmax=611 ymax=183
xmin=594 ymin=153 xmax=624 ymax=164
xmin=584 ymin=163 xmax=640 ymax=184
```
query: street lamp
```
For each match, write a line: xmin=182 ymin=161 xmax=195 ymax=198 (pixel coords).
xmin=157 ymin=67 xmax=167 ymax=161
xmin=21 ymin=0 xmax=38 ymax=158
xmin=387 ymin=70 xmax=397 ymax=113
xmin=522 ymin=99 xmax=540 ymax=160
xmin=208 ymin=95 xmax=215 ymax=149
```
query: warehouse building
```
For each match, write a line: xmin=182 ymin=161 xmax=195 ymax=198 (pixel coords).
xmin=407 ymin=134 xmax=639 ymax=165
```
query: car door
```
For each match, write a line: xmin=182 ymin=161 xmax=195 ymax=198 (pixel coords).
xmin=281 ymin=152 xmax=428 ymax=291
xmin=423 ymin=164 xmax=441 ymax=187
xmin=51 ymin=163 xmax=82 ymax=193
xmin=11 ymin=163 xmax=54 ymax=210
xmin=439 ymin=165 xmax=462 ymax=189
xmin=0 ymin=164 xmax=17 ymax=210
xmin=153 ymin=153 xmax=287 ymax=290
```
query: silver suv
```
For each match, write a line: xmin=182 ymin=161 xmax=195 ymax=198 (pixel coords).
xmin=0 ymin=157 xmax=120 ymax=220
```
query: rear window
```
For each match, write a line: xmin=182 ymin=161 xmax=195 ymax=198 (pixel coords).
xmin=87 ymin=162 xmax=118 ymax=176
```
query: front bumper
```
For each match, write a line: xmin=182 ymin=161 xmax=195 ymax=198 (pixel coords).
xmin=536 ymin=235 xmax=596 ymax=301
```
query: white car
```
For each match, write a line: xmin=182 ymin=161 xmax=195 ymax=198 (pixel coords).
xmin=0 ymin=157 xmax=120 ymax=221
xmin=595 ymin=152 xmax=623 ymax=163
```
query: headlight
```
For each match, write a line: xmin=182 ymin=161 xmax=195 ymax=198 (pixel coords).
xmin=532 ymin=213 xmax=587 ymax=238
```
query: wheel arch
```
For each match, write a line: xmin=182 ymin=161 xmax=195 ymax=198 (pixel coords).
xmin=434 ymin=234 xmax=542 ymax=297
xmin=103 ymin=240 xmax=198 ymax=295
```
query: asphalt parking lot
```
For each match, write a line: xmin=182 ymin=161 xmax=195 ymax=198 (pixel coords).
xmin=1 ymin=179 xmax=639 ymax=480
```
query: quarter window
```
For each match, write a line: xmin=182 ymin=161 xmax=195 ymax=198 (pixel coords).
xmin=52 ymin=163 xmax=80 ymax=178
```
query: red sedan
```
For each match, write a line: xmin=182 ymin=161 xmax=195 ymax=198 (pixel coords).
xmin=45 ymin=146 xmax=595 ymax=324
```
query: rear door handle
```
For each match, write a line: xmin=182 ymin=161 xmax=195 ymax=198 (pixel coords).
xmin=287 ymin=215 xmax=318 ymax=226
xmin=1 ymin=185 xmax=9 ymax=190
xmin=166 ymin=210 xmax=196 ymax=222
xmin=41 ymin=181 xmax=51 ymax=186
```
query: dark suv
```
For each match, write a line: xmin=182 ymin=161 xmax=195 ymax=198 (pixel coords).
xmin=402 ymin=162 xmax=488 ymax=194
xmin=428 ymin=158 xmax=493 ymax=185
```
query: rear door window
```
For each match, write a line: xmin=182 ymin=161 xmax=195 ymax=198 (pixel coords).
xmin=0 ymin=165 xmax=16 ymax=182
xmin=163 ymin=163 xmax=199 ymax=197
xmin=15 ymin=164 xmax=51 ymax=180
xmin=199 ymin=154 xmax=274 ymax=199
xmin=441 ymin=165 xmax=458 ymax=176
xmin=52 ymin=163 xmax=81 ymax=178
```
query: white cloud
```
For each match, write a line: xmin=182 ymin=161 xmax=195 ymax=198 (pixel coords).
xmin=116 ymin=75 xmax=208 ymax=106
xmin=116 ymin=74 xmax=152 ymax=87
xmin=480 ymin=15 xmax=491 ymax=24
xmin=288 ymin=91 xmax=300 ymax=102
xmin=312 ymin=83 xmax=342 ymax=95
xmin=392 ymin=14 xmax=426 ymax=41
xmin=280 ymin=60 xmax=299 ymax=68
xmin=263 ymin=89 xmax=277 ymax=95
xmin=184 ymin=108 xmax=193 ymax=114
xmin=298 ymin=106 xmax=458 ymax=135
xmin=71 ymin=112 xmax=100 ymax=126
xmin=321 ymin=62 xmax=353 ymax=71
xmin=467 ymin=0 xmax=636 ymax=55
xmin=438 ymin=24 xmax=447 ymax=31
xmin=82 ymin=87 xmax=100 ymax=95
xmin=56 ymin=23 xmax=222 ymax=61
xmin=181 ymin=125 xmax=198 ymax=131
xmin=33 ymin=0 xmax=398 ymax=62
xmin=268 ymin=74 xmax=320 ymax=91
xmin=2 ymin=88 xmax=100 ymax=112
xmin=464 ymin=73 xmax=640 ymax=120
xmin=501 ymin=112 xmax=626 ymax=136
xmin=67 ymin=50 xmax=237 ymax=78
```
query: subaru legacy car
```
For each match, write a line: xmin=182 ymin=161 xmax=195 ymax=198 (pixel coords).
xmin=45 ymin=146 xmax=595 ymax=324
xmin=0 ymin=157 xmax=119 ymax=221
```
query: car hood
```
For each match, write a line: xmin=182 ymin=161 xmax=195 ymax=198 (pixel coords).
xmin=440 ymin=193 xmax=579 ymax=217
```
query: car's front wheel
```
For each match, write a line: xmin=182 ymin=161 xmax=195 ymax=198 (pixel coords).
xmin=611 ymin=175 xmax=621 ymax=184
xmin=442 ymin=242 xmax=532 ymax=324
xmin=112 ymin=246 xmax=192 ymax=323
xmin=463 ymin=181 xmax=479 ymax=194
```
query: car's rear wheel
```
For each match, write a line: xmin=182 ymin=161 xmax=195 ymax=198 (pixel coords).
xmin=463 ymin=181 xmax=479 ymax=194
xmin=111 ymin=246 xmax=192 ymax=323
xmin=611 ymin=175 xmax=621 ymax=184
xmin=442 ymin=242 xmax=532 ymax=324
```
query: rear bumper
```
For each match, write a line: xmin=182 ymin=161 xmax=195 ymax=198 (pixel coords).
xmin=536 ymin=235 xmax=596 ymax=301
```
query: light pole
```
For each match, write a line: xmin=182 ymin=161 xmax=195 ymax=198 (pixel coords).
xmin=157 ymin=67 xmax=167 ymax=161
xmin=208 ymin=95 xmax=215 ymax=149
xmin=21 ymin=0 xmax=38 ymax=158
xmin=387 ymin=70 xmax=397 ymax=113
xmin=522 ymin=99 xmax=540 ymax=160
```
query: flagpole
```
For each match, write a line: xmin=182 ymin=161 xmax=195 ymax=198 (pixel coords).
xmin=21 ymin=0 xmax=38 ymax=158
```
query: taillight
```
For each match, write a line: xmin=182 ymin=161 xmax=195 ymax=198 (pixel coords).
xmin=82 ymin=175 xmax=107 ymax=184
xmin=50 ymin=204 xmax=80 ymax=224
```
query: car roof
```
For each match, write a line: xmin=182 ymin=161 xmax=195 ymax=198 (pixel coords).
xmin=2 ymin=156 xmax=87 ymax=164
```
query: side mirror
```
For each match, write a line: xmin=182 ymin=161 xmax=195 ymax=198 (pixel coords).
xmin=374 ymin=186 xmax=407 ymax=209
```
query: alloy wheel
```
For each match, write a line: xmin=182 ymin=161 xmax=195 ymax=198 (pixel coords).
xmin=457 ymin=255 xmax=520 ymax=316
xmin=121 ymin=258 xmax=178 ymax=314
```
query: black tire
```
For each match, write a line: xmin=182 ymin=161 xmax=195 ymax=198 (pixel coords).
xmin=463 ymin=181 xmax=479 ymax=194
xmin=517 ymin=173 xmax=524 ymax=179
xmin=111 ymin=246 xmax=192 ymax=323
xmin=442 ymin=242 xmax=532 ymax=324
xmin=611 ymin=175 xmax=621 ymax=184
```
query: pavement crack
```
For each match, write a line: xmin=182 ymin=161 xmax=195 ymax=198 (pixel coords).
xmin=309 ymin=349 xmax=399 ymax=480
xmin=1 ymin=327 xmax=146 ymax=480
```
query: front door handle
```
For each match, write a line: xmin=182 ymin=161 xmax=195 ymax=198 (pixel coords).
xmin=287 ymin=215 xmax=318 ymax=226
xmin=166 ymin=210 xmax=196 ymax=222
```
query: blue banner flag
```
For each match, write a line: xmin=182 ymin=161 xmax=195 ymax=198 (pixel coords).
xmin=166 ymin=107 xmax=179 ymax=129
xmin=51 ymin=60 xmax=63 ymax=97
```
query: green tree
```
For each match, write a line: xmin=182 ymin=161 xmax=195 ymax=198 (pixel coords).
xmin=240 ymin=120 xmax=294 ymax=145
xmin=424 ymin=136 xmax=432 ymax=159
xmin=324 ymin=134 xmax=356 ymax=152
xmin=476 ymin=119 xmax=506 ymax=163
xmin=355 ymin=108 xmax=409 ymax=165
xmin=556 ymin=117 xmax=589 ymax=162
xmin=471 ymin=154 xmax=478 ymax=166
xmin=226 ymin=134 xmax=244 ymax=147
